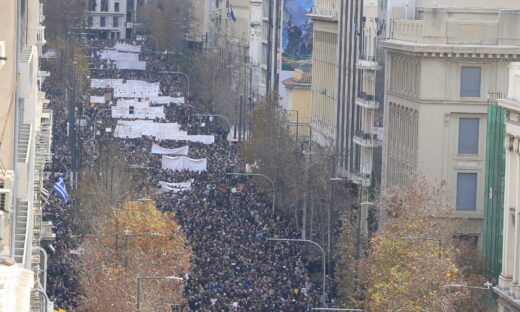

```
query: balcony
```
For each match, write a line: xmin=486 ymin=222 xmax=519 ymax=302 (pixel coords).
xmin=353 ymin=130 xmax=382 ymax=148
xmin=356 ymin=92 xmax=379 ymax=110
xmin=350 ymin=170 xmax=371 ymax=187
xmin=36 ymin=26 xmax=46 ymax=46
xmin=357 ymin=54 xmax=380 ymax=71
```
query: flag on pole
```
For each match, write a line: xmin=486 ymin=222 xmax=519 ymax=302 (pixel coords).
xmin=227 ymin=3 xmax=237 ymax=22
xmin=53 ymin=177 xmax=69 ymax=203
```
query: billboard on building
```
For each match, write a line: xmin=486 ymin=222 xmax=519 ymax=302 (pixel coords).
xmin=279 ymin=0 xmax=314 ymax=104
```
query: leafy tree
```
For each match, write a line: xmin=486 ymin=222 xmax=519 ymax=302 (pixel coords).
xmin=337 ymin=178 xmax=488 ymax=311
xmin=76 ymin=201 xmax=192 ymax=312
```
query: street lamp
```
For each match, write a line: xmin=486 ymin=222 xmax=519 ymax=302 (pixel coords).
xmin=92 ymin=108 xmax=111 ymax=153
xmin=399 ymin=236 xmax=442 ymax=259
xmin=159 ymin=71 xmax=191 ymax=98
xmin=267 ymin=238 xmax=326 ymax=297
xmin=226 ymin=172 xmax=275 ymax=214
xmin=136 ymin=276 xmax=184 ymax=311
xmin=124 ymin=229 xmax=167 ymax=267
xmin=192 ymin=114 xmax=232 ymax=157
xmin=276 ymin=108 xmax=299 ymax=147
xmin=303 ymin=151 xmax=341 ymax=270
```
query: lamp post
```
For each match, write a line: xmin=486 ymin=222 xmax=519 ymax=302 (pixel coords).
xmin=303 ymin=151 xmax=340 ymax=271
xmin=226 ymin=172 xmax=275 ymax=214
xmin=276 ymin=109 xmax=299 ymax=147
xmin=192 ymin=114 xmax=232 ymax=157
xmin=124 ymin=229 xmax=167 ymax=267
xmin=136 ymin=276 xmax=184 ymax=311
xmin=159 ymin=71 xmax=190 ymax=98
xmin=92 ymin=108 xmax=111 ymax=153
xmin=267 ymin=238 xmax=326 ymax=297
xmin=288 ymin=121 xmax=312 ymax=152
xmin=399 ymin=236 xmax=442 ymax=259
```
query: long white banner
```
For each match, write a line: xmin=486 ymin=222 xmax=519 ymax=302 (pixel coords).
xmin=161 ymin=156 xmax=207 ymax=172
xmin=113 ymin=82 xmax=159 ymax=98
xmin=90 ymin=79 xmax=123 ymax=89
xmin=111 ymin=106 xmax=165 ymax=119
xmin=158 ymin=181 xmax=192 ymax=193
xmin=151 ymin=144 xmax=189 ymax=155
xmin=114 ymin=42 xmax=142 ymax=53
xmin=115 ymin=60 xmax=146 ymax=71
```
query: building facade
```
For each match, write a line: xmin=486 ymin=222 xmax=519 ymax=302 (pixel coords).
xmin=87 ymin=0 xmax=129 ymax=39
xmin=308 ymin=0 xmax=339 ymax=147
xmin=495 ymin=62 xmax=520 ymax=312
xmin=0 ymin=0 xmax=54 ymax=310
xmin=282 ymin=70 xmax=312 ymax=138
xmin=382 ymin=1 xmax=520 ymax=243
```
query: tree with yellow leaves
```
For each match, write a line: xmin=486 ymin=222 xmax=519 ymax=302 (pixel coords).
xmin=76 ymin=201 xmax=192 ymax=312
xmin=337 ymin=177 xmax=488 ymax=312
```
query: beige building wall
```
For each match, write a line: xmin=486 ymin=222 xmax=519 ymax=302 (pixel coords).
xmin=383 ymin=4 xmax=520 ymax=241
xmin=309 ymin=0 xmax=339 ymax=147
xmin=282 ymin=70 xmax=312 ymax=137
xmin=495 ymin=63 xmax=520 ymax=312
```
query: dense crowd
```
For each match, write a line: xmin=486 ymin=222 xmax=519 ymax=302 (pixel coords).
xmin=42 ymin=38 xmax=329 ymax=311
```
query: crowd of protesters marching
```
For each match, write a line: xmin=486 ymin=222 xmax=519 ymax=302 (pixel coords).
xmin=42 ymin=38 xmax=332 ymax=311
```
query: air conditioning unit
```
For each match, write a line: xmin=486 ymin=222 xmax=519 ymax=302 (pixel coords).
xmin=0 ymin=171 xmax=14 ymax=213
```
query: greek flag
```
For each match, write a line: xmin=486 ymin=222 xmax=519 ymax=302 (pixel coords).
xmin=53 ymin=177 xmax=69 ymax=203
xmin=227 ymin=3 xmax=237 ymax=22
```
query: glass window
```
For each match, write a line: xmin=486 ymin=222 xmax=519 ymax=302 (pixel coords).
xmin=88 ymin=0 xmax=96 ymax=11
xmin=88 ymin=16 xmax=93 ymax=27
xmin=113 ymin=16 xmax=119 ymax=27
xmin=114 ymin=2 xmax=120 ymax=12
xmin=456 ymin=173 xmax=477 ymax=211
xmin=101 ymin=0 xmax=109 ymax=12
xmin=460 ymin=66 xmax=481 ymax=97
xmin=458 ymin=118 xmax=479 ymax=154
xmin=100 ymin=17 xmax=106 ymax=27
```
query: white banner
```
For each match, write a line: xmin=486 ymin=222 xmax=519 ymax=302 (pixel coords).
xmin=151 ymin=144 xmax=189 ymax=155
xmin=90 ymin=96 xmax=105 ymax=104
xmin=90 ymin=79 xmax=123 ymax=89
xmin=117 ymin=99 xmax=151 ymax=108
xmin=114 ymin=121 xmax=186 ymax=139
xmin=99 ymin=49 xmax=140 ymax=62
xmin=114 ymin=42 xmax=142 ymax=53
xmin=161 ymin=156 xmax=207 ymax=172
xmin=187 ymin=135 xmax=215 ymax=145
xmin=115 ymin=60 xmax=146 ymax=70
xmin=158 ymin=181 xmax=192 ymax=193
xmin=172 ymin=97 xmax=185 ymax=105
xmin=113 ymin=81 xmax=160 ymax=98
xmin=111 ymin=106 xmax=165 ymax=119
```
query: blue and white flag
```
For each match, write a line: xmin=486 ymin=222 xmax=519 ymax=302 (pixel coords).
xmin=227 ymin=3 xmax=237 ymax=22
xmin=53 ymin=177 xmax=69 ymax=203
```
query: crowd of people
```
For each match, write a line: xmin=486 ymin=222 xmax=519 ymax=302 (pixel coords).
xmin=42 ymin=38 xmax=330 ymax=311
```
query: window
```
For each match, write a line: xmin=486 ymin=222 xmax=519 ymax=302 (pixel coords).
xmin=100 ymin=16 xmax=106 ymax=27
xmin=456 ymin=173 xmax=477 ymax=211
xmin=88 ymin=16 xmax=93 ymax=27
xmin=88 ymin=0 xmax=96 ymax=11
xmin=458 ymin=118 xmax=479 ymax=154
xmin=114 ymin=2 xmax=120 ymax=12
xmin=460 ymin=66 xmax=481 ymax=97
xmin=101 ymin=0 xmax=109 ymax=12
xmin=113 ymin=16 xmax=119 ymax=27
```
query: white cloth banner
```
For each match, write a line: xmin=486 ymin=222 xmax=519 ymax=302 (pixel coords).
xmin=114 ymin=121 xmax=186 ymax=139
xmin=114 ymin=42 xmax=142 ymax=53
xmin=159 ymin=181 xmax=192 ymax=193
xmin=161 ymin=156 xmax=207 ymax=172
xmin=90 ymin=79 xmax=123 ymax=89
xmin=186 ymin=135 xmax=215 ymax=145
xmin=99 ymin=49 xmax=140 ymax=62
xmin=117 ymin=99 xmax=151 ymax=108
xmin=111 ymin=106 xmax=165 ymax=119
xmin=172 ymin=97 xmax=185 ymax=105
xmin=90 ymin=96 xmax=105 ymax=104
xmin=115 ymin=60 xmax=146 ymax=70
xmin=150 ymin=96 xmax=175 ymax=105
xmin=113 ymin=82 xmax=159 ymax=98
xmin=151 ymin=144 xmax=189 ymax=155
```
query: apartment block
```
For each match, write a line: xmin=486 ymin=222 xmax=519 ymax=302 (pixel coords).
xmin=308 ymin=0 xmax=340 ymax=147
xmin=0 ymin=0 xmax=54 ymax=310
xmin=382 ymin=0 xmax=520 ymax=242
xmin=87 ymin=0 xmax=129 ymax=39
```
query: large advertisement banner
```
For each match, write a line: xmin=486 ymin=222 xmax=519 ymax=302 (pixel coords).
xmin=279 ymin=0 xmax=314 ymax=104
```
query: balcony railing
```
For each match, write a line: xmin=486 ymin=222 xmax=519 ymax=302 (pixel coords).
xmin=356 ymin=92 xmax=379 ymax=110
xmin=353 ymin=130 xmax=382 ymax=148
xmin=36 ymin=26 xmax=46 ymax=46
xmin=357 ymin=54 xmax=380 ymax=71
xmin=390 ymin=19 xmax=423 ymax=42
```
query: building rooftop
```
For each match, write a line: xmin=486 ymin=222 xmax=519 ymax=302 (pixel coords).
xmin=282 ymin=71 xmax=312 ymax=89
